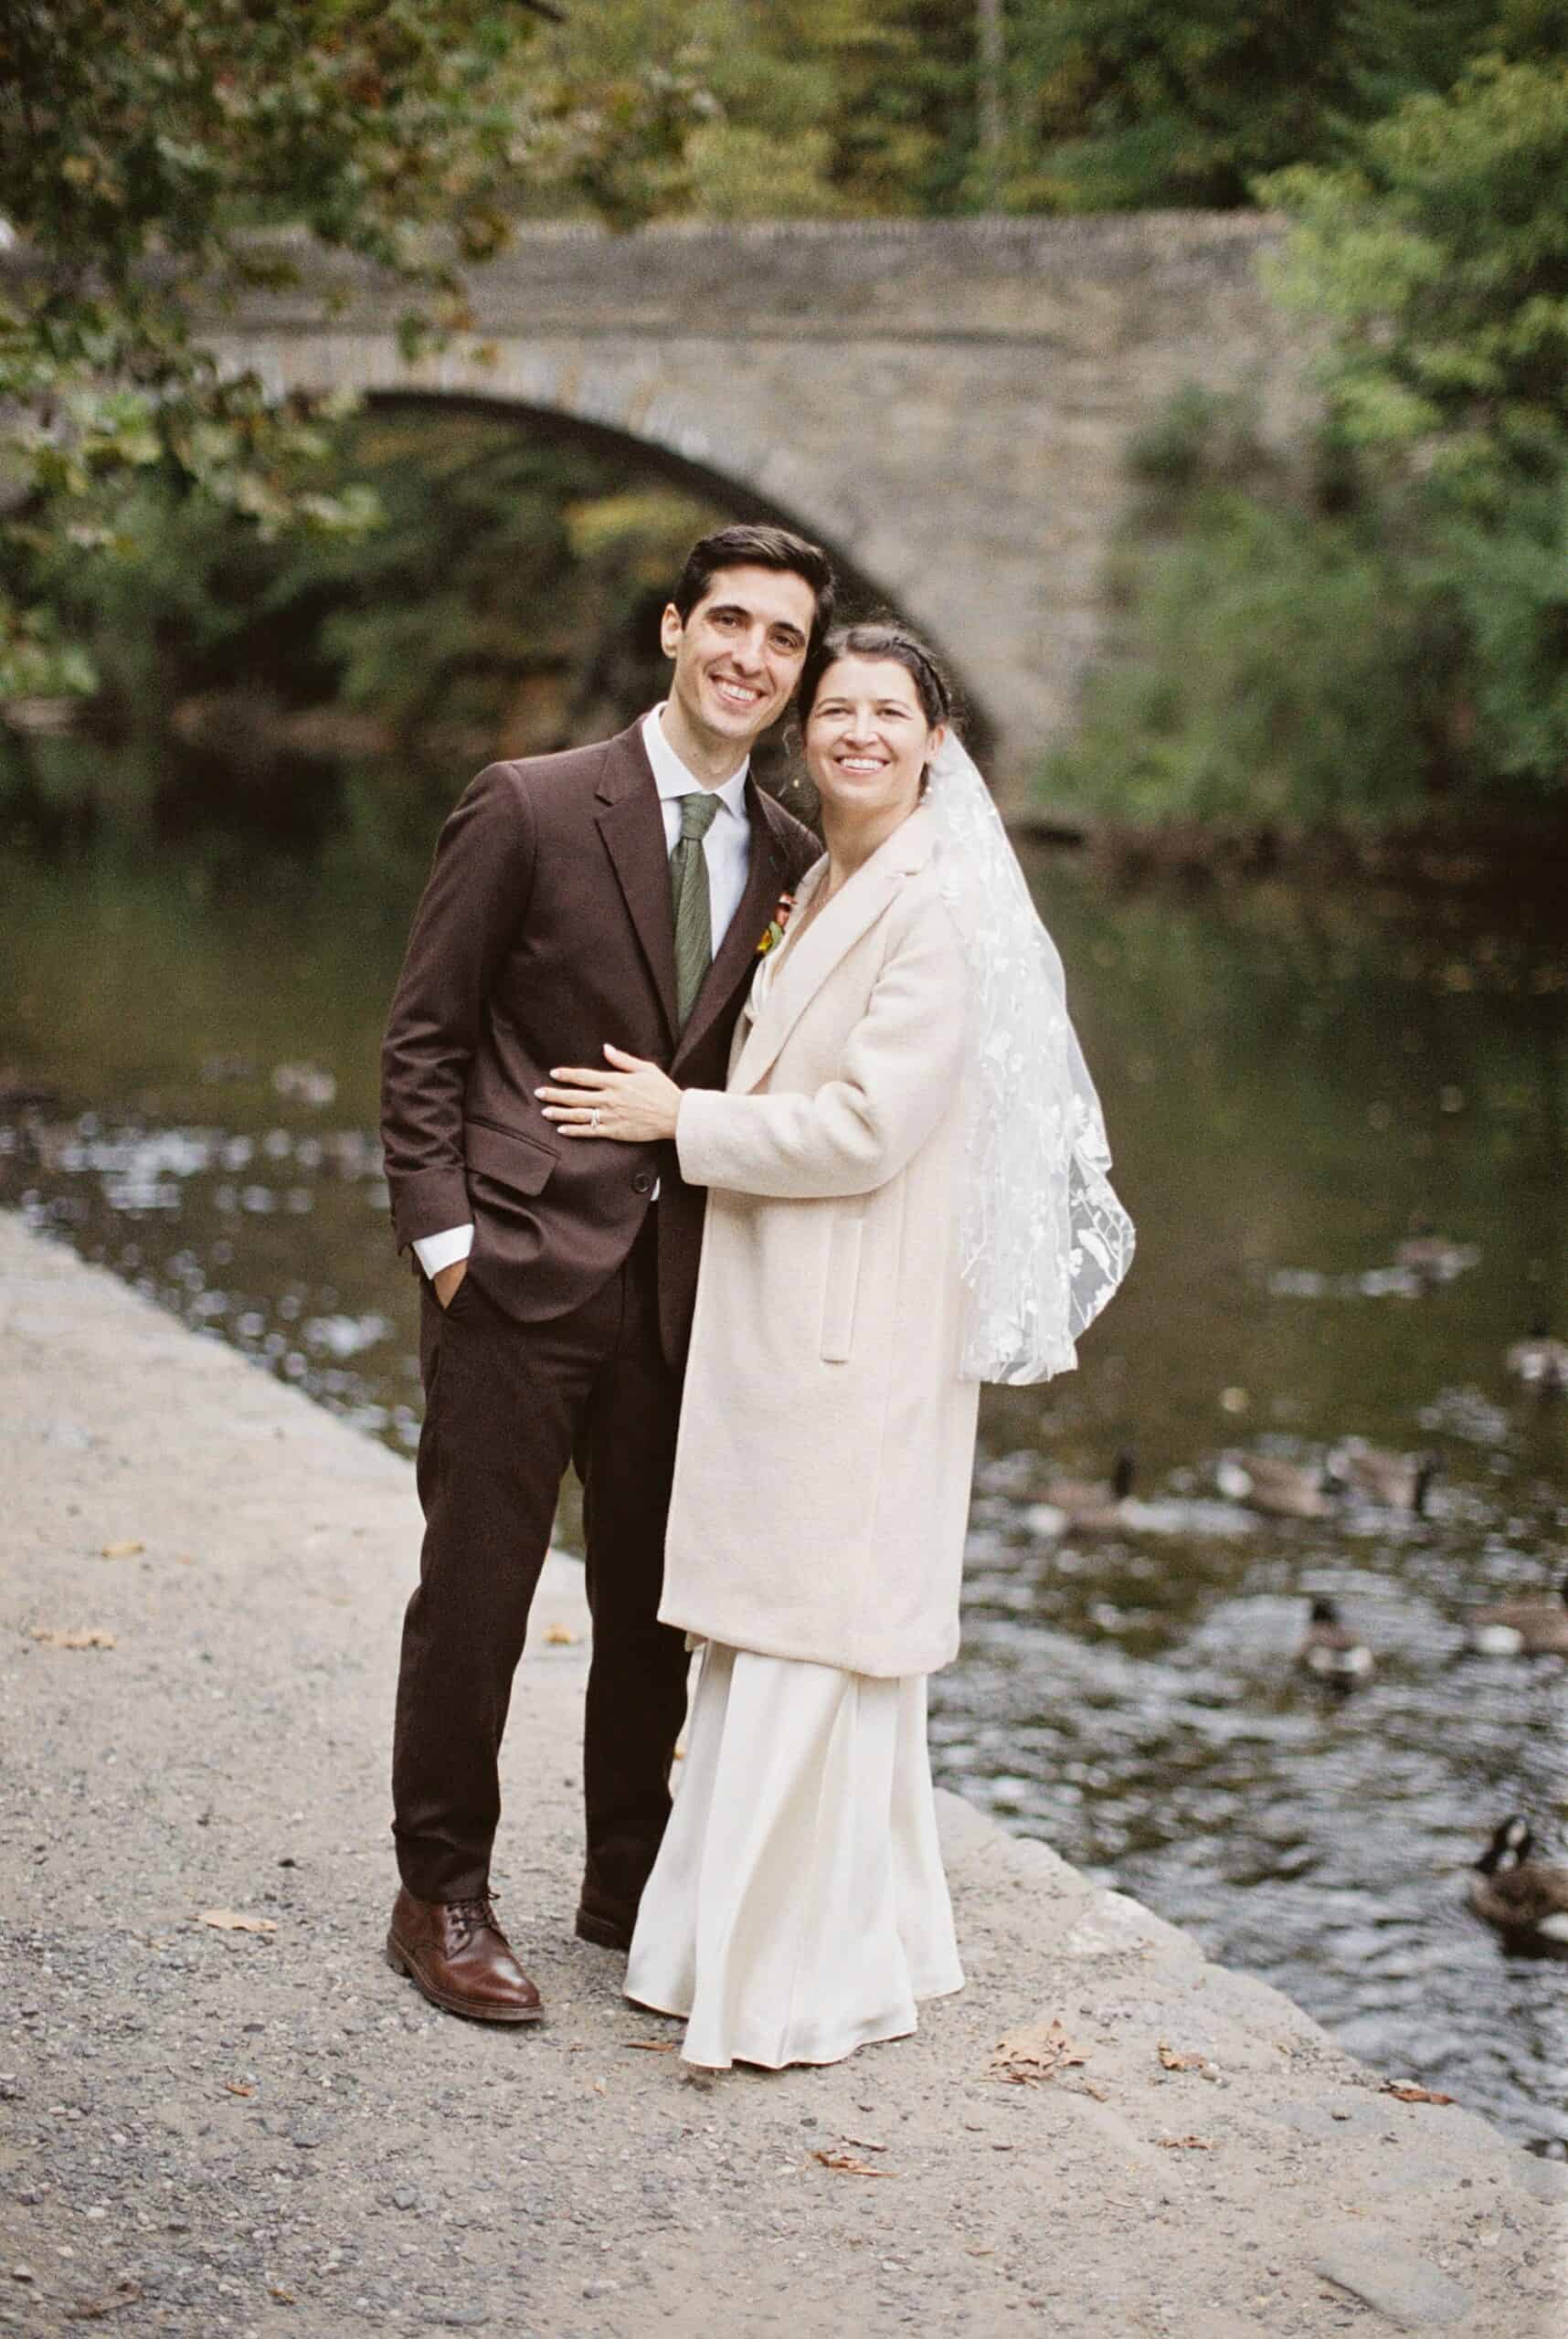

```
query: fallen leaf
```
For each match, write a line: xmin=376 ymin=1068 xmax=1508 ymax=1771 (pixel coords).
xmin=268 ymin=2283 xmax=296 ymax=2304
xmin=1380 ymin=2081 xmax=1454 ymax=2106
xmin=196 ymin=1910 xmax=278 ymax=1936
xmin=98 ymin=1540 xmax=144 ymax=1560
xmin=623 ymin=2039 xmax=678 ymax=2054
xmin=966 ymin=2247 xmax=995 ymax=2259
xmin=63 ymin=2281 xmax=142 ymax=2323
xmin=811 ymin=2149 xmax=896 ymax=2178
xmin=1159 ymin=2041 xmax=1202 ymax=2071
xmin=590 ymin=2077 xmax=608 ymax=2095
xmin=543 ymin=1622 xmax=579 ymax=1646
xmin=990 ymin=2016 xmax=1086 ymax=2085
xmin=30 ymin=1626 xmax=116 ymax=1649
xmin=1157 ymin=2135 xmax=1215 ymax=2151
xmin=1079 ymin=2080 xmax=1110 ymax=2102
xmin=222 ymin=2081 xmax=256 ymax=2098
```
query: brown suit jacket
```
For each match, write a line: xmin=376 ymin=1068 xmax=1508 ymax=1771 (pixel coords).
xmin=380 ymin=718 xmax=820 ymax=1365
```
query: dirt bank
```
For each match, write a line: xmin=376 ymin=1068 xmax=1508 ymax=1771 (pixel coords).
xmin=1 ymin=1213 xmax=1563 ymax=2337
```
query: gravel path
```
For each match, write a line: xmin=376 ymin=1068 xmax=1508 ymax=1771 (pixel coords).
xmin=2 ymin=1212 xmax=1563 ymax=2338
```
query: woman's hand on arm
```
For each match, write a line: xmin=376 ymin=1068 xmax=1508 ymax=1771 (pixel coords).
xmin=536 ymin=1044 xmax=683 ymax=1142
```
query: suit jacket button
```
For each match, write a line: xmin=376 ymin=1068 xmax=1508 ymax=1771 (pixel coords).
xmin=632 ymin=1170 xmax=654 ymax=1196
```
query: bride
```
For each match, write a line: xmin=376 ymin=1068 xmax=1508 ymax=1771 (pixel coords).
xmin=537 ymin=621 xmax=1133 ymax=2069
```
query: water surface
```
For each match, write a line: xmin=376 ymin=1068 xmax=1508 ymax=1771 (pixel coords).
xmin=3 ymin=827 xmax=1564 ymax=2150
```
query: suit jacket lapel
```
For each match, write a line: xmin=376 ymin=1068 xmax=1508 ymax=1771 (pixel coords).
xmin=729 ymin=810 xmax=933 ymax=1096
xmin=594 ymin=722 xmax=679 ymax=1045
xmin=673 ymin=779 xmax=790 ymax=1073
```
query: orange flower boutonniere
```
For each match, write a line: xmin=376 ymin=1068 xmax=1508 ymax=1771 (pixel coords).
xmin=757 ymin=891 xmax=797 ymax=958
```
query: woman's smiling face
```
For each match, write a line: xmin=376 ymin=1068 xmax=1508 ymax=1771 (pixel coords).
xmin=803 ymin=654 xmax=943 ymax=826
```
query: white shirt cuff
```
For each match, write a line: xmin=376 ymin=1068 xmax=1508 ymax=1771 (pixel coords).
xmin=412 ymin=1223 xmax=474 ymax=1278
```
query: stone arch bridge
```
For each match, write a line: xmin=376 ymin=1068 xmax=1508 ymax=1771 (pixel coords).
xmin=206 ymin=214 xmax=1298 ymax=790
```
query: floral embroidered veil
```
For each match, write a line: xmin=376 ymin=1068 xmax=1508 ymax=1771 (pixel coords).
xmin=926 ymin=733 xmax=1135 ymax=1384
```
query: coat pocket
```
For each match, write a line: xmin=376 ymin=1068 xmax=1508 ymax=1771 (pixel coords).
xmin=463 ymin=1117 xmax=557 ymax=1197
xmin=820 ymin=1211 xmax=864 ymax=1363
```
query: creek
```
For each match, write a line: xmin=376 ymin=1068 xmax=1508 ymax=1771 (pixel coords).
xmin=3 ymin=810 xmax=1564 ymax=2151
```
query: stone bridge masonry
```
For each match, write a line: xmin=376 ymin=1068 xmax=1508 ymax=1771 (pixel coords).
xmin=207 ymin=213 xmax=1300 ymax=791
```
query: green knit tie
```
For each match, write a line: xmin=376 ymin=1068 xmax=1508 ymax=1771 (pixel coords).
xmin=670 ymin=790 xmax=722 ymax=1027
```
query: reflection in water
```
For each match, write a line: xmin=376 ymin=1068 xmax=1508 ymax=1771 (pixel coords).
xmin=2 ymin=837 xmax=1565 ymax=2152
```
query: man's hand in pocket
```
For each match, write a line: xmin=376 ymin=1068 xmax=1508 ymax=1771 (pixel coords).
xmin=432 ymin=1259 xmax=468 ymax=1310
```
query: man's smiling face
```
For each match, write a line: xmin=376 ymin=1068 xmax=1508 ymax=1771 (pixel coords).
xmin=661 ymin=564 xmax=816 ymax=753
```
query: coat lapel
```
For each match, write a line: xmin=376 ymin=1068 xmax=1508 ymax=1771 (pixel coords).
xmin=672 ymin=778 xmax=791 ymax=1073
xmin=729 ymin=809 xmax=933 ymax=1096
xmin=594 ymin=722 xmax=679 ymax=1044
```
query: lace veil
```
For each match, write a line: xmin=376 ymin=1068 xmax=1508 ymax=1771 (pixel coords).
xmin=925 ymin=733 xmax=1134 ymax=1383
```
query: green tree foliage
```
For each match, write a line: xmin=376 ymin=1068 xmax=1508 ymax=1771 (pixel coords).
xmin=10 ymin=405 xmax=729 ymax=848
xmin=1344 ymin=0 xmax=1568 ymax=114
xmin=821 ymin=2 xmax=978 ymax=216
xmin=524 ymin=0 xmax=1568 ymax=222
xmin=57 ymin=410 xmax=712 ymax=743
xmin=529 ymin=0 xmax=853 ymax=219
xmin=1051 ymin=52 xmax=1568 ymax=827
xmin=0 ymin=0 xmax=700 ymax=695
xmin=1001 ymin=1 xmax=1362 ymax=211
xmin=1343 ymin=0 xmax=1503 ymax=115
xmin=1265 ymin=54 xmax=1568 ymax=494
xmin=996 ymin=0 xmax=1567 ymax=212
xmin=1045 ymin=397 xmax=1454 ymax=827
xmin=1266 ymin=54 xmax=1568 ymax=786
xmin=524 ymin=2 xmax=976 ymax=220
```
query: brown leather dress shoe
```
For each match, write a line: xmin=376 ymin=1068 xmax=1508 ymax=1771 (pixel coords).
xmin=386 ymin=1888 xmax=544 ymax=2024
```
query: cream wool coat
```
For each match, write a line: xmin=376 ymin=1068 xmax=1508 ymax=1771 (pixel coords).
xmin=662 ymin=807 xmax=980 ymax=1679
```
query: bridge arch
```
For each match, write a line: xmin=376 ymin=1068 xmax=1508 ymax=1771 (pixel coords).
xmin=203 ymin=213 xmax=1301 ymax=794
xmin=365 ymin=386 xmax=994 ymax=764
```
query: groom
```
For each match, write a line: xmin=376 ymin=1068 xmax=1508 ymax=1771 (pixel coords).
xmin=379 ymin=524 xmax=831 ymax=2022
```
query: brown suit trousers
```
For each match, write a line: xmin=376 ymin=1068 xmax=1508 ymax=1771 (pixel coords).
xmin=381 ymin=721 xmax=817 ymax=1907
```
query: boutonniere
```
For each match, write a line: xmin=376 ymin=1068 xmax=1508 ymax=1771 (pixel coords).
xmin=756 ymin=891 xmax=797 ymax=957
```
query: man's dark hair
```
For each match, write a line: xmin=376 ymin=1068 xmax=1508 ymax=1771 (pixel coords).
xmin=672 ymin=524 xmax=836 ymax=650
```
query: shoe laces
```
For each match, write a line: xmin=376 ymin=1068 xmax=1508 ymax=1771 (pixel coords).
xmin=446 ymin=1894 xmax=499 ymax=1943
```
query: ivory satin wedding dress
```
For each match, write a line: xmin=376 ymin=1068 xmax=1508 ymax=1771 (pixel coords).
xmin=623 ymin=1644 xmax=962 ymax=2070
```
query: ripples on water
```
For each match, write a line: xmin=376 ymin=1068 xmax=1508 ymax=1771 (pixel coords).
xmin=938 ymin=1488 xmax=1567 ymax=2154
xmin=3 ymin=1094 xmax=422 ymax=1450
xmin=1 ymin=842 xmax=1564 ymax=2152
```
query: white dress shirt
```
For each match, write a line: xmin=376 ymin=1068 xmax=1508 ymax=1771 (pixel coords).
xmin=642 ymin=704 xmax=752 ymax=944
xmin=412 ymin=706 xmax=752 ymax=1280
